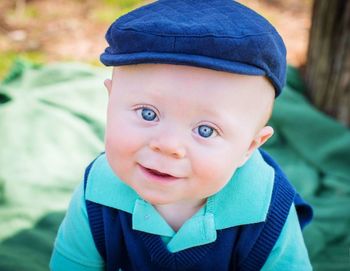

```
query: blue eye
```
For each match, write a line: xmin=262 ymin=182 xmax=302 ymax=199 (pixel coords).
xmin=197 ymin=125 xmax=216 ymax=138
xmin=140 ymin=107 xmax=157 ymax=121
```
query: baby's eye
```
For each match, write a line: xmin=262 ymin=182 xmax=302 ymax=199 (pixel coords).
xmin=136 ymin=107 xmax=158 ymax=121
xmin=195 ymin=125 xmax=218 ymax=138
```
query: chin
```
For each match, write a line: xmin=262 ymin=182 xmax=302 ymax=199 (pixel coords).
xmin=137 ymin=191 xmax=175 ymax=205
xmin=142 ymin=196 xmax=172 ymax=205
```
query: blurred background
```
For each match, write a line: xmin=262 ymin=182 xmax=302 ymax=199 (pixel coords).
xmin=0 ymin=1 xmax=349 ymax=271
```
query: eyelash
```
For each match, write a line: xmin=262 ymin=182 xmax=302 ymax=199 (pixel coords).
xmin=194 ymin=123 xmax=220 ymax=138
xmin=133 ymin=105 xmax=221 ymax=138
xmin=134 ymin=104 xmax=160 ymax=121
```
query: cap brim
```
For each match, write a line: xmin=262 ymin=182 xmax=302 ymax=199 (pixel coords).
xmin=100 ymin=51 xmax=282 ymax=97
xmin=101 ymin=51 xmax=266 ymax=76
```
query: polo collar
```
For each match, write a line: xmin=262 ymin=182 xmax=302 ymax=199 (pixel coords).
xmin=85 ymin=149 xmax=274 ymax=252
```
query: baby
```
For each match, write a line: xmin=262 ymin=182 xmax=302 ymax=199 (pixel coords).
xmin=50 ymin=0 xmax=313 ymax=270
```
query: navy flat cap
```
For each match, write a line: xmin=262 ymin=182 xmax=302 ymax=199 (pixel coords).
xmin=100 ymin=0 xmax=287 ymax=97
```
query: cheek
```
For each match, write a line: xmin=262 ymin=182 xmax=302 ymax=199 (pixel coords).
xmin=105 ymin=115 xmax=142 ymax=187
xmin=105 ymin=114 xmax=142 ymax=173
xmin=192 ymin=150 xmax=235 ymax=188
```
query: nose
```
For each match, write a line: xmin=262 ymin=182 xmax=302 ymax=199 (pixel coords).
xmin=149 ymin=134 xmax=186 ymax=159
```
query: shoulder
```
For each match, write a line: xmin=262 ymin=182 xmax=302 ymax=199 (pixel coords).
xmin=50 ymin=180 xmax=104 ymax=270
xmin=261 ymin=203 xmax=313 ymax=270
xmin=237 ymin=149 xmax=313 ymax=270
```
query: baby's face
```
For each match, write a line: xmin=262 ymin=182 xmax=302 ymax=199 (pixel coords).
xmin=105 ymin=64 xmax=274 ymax=207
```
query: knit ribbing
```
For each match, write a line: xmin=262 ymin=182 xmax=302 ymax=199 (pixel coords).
xmin=138 ymin=230 xmax=216 ymax=270
xmin=83 ymin=158 xmax=108 ymax=262
xmin=86 ymin=200 xmax=107 ymax=261
xmin=238 ymin=173 xmax=295 ymax=270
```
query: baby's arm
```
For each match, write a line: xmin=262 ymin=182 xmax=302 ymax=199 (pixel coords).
xmin=50 ymin=181 xmax=104 ymax=271
xmin=261 ymin=203 xmax=313 ymax=270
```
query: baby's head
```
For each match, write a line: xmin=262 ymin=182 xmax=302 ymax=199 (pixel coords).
xmin=101 ymin=0 xmax=286 ymax=207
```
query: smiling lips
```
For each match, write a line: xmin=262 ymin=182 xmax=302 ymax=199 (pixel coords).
xmin=139 ymin=164 xmax=181 ymax=182
xmin=147 ymin=168 xmax=172 ymax=177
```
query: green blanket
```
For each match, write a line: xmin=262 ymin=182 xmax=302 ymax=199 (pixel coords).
xmin=0 ymin=60 xmax=349 ymax=271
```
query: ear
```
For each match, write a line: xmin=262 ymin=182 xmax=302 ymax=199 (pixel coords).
xmin=238 ymin=126 xmax=274 ymax=167
xmin=104 ymin=79 xmax=112 ymax=96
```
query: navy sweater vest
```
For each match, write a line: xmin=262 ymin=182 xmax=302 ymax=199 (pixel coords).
xmin=84 ymin=149 xmax=313 ymax=271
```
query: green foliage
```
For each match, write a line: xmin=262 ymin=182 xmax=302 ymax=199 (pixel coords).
xmin=92 ymin=0 xmax=144 ymax=22
xmin=23 ymin=4 xmax=40 ymax=18
xmin=91 ymin=7 xmax=126 ymax=23
xmin=104 ymin=0 xmax=141 ymax=9
xmin=88 ymin=59 xmax=104 ymax=68
xmin=5 ymin=2 xmax=40 ymax=21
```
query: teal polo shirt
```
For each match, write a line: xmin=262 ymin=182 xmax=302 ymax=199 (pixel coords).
xmin=50 ymin=150 xmax=312 ymax=271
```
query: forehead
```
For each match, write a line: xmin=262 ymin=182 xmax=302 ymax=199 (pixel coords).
xmin=111 ymin=64 xmax=273 ymax=119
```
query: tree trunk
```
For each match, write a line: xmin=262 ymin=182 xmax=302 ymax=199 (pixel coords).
xmin=304 ymin=0 xmax=350 ymax=126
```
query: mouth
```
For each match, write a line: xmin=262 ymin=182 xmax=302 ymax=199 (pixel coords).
xmin=138 ymin=164 xmax=181 ymax=182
